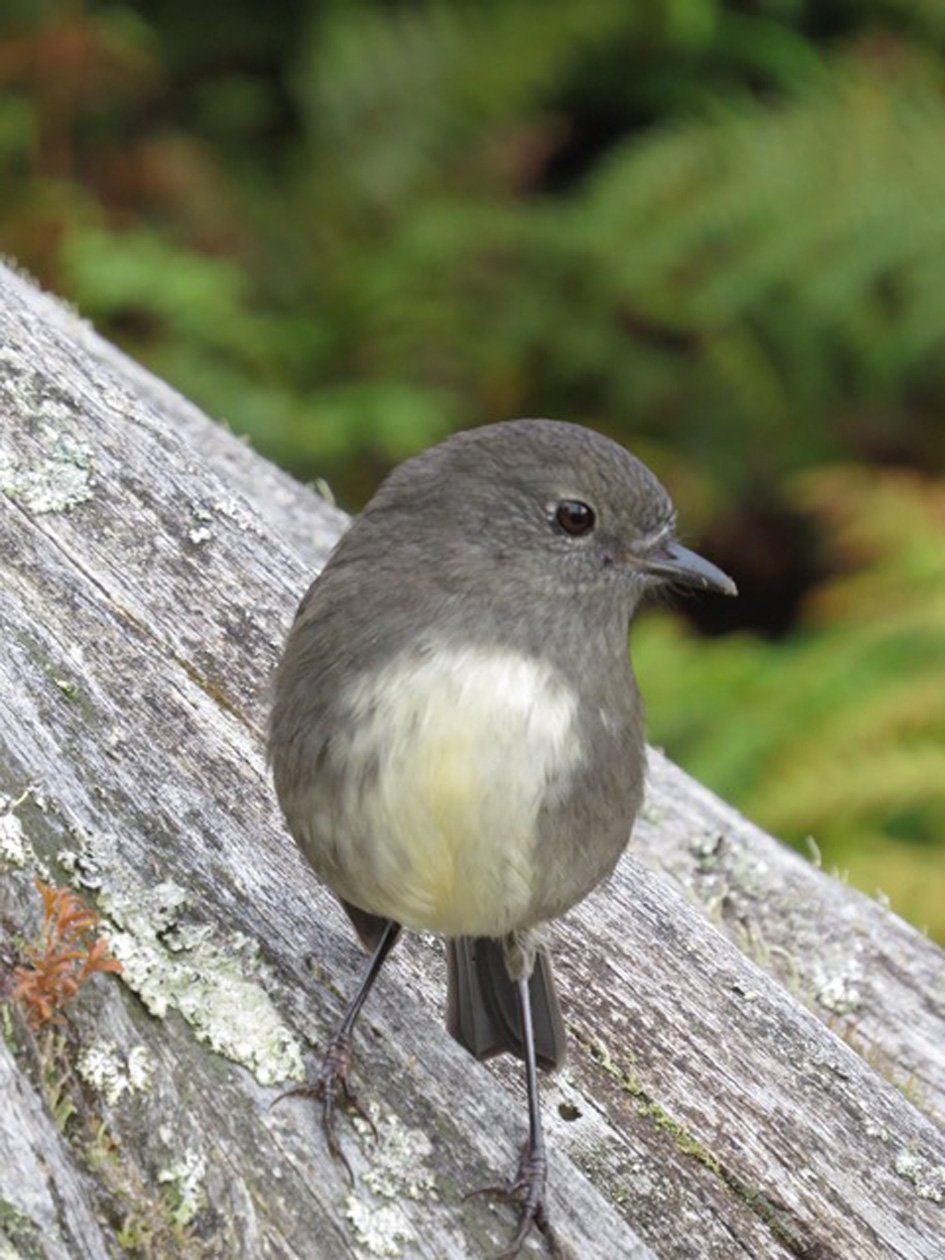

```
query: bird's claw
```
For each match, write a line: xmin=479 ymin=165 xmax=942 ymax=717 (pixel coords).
xmin=272 ymin=1030 xmax=375 ymax=1183
xmin=467 ymin=1142 xmax=566 ymax=1259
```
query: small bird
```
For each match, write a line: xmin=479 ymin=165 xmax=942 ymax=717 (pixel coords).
xmin=268 ymin=419 xmax=735 ymax=1256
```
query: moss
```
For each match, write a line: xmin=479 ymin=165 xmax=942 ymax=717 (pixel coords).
xmin=8 ymin=1004 xmax=209 ymax=1257
xmin=0 ymin=1200 xmax=44 ymax=1259
xmin=19 ymin=1025 xmax=208 ymax=1256
xmin=10 ymin=631 xmax=98 ymax=730
xmin=156 ymin=1150 xmax=207 ymax=1228
xmin=575 ymin=1029 xmax=723 ymax=1178
xmin=35 ymin=1030 xmax=80 ymax=1135
xmin=85 ymin=1124 xmax=212 ymax=1257
xmin=573 ymin=1026 xmax=808 ymax=1257
xmin=1 ymin=1003 xmax=15 ymax=1052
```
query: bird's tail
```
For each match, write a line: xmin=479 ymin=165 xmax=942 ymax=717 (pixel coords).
xmin=445 ymin=937 xmax=567 ymax=1071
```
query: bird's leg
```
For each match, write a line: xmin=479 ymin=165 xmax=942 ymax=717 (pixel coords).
xmin=274 ymin=919 xmax=400 ymax=1182
xmin=468 ymin=974 xmax=567 ymax=1260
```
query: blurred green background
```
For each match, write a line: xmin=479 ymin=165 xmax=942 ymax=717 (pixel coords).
xmin=2 ymin=0 xmax=944 ymax=940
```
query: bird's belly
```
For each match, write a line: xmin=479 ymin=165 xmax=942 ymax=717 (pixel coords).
xmin=319 ymin=646 xmax=584 ymax=936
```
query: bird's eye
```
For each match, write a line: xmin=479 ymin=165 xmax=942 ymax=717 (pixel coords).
xmin=554 ymin=500 xmax=596 ymax=537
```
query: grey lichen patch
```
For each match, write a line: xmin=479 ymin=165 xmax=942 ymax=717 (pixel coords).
xmin=812 ymin=964 xmax=864 ymax=1016
xmin=98 ymin=876 xmax=304 ymax=1087
xmin=0 ymin=423 xmax=94 ymax=514
xmin=893 ymin=1150 xmax=945 ymax=1203
xmin=209 ymin=494 xmax=262 ymax=537
xmin=0 ymin=798 xmax=28 ymax=867
xmin=187 ymin=503 xmax=214 ymax=545
xmin=345 ymin=1198 xmax=413 ymax=1258
xmin=689 ymin=831 xmax=724 ymax=872
xmin=344 ymin=1109 xmax=436 ymax=1257
xmin=360 ymin=1110 xmax=436 ymax=1202
xmin=56 ymin=824 xmax=304 ymax=1085
xmin=57 ymin=833 xmax=105 ymax=890
xmin=863 ymin=1116 xmax=892 ymax=1146
xmin=638 ymin=801 xmax=664 ymax=827
xmin=0 ymin=790 xmax=55 ymax=885
xmin=157 ymin=1149 xmax=208 ymax=1227
xmin=77 ymin=1040 xmax=154 ymax=1106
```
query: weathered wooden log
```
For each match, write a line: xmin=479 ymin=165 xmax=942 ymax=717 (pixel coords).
xmin=0 ymin=259 xmax=943 ymax=1259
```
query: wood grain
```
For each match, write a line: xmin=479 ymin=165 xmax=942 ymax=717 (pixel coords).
xmin=1 ymin=261 xmax=942 ymax=1259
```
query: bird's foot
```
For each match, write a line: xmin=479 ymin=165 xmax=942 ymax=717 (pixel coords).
xmin=467 ymin=1141 xmax=568 ymax=1259
xmin=272 ymin=1030 xmax=375 ymax=1182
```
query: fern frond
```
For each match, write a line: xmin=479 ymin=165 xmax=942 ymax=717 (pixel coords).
xmin=637 ymin=465 xmax=945 ymax=937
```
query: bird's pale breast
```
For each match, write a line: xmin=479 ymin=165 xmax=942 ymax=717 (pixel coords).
xmin=311 ymin=645 xmax=584 ymax=936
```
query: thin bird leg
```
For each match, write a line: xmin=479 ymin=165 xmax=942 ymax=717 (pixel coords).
xmin=498 ymin=975 xmax=566 ymax=1258
xmin=467 ymin=974 xmax=567 ymax=1259
xmin=274 ymin=919 xmax=400 ymax=1182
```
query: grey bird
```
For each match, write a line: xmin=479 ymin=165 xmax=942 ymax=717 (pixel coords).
xmin=268 ymin=419 xmax=735 ymax=1256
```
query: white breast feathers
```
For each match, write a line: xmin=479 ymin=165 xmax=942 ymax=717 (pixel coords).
xmin=321 ymin=646 xmax=583 ymax=936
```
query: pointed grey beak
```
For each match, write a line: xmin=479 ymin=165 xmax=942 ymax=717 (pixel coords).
xmin=644 ymin=540 xmax=737 ymax=597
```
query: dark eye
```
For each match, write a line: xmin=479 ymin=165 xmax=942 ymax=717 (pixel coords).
xmin=554 ymin=500 xmax=596 ymax=536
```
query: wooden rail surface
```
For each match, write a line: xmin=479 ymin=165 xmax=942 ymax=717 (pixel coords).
xmin=1 ymin=261 xmax=943 ymax=1259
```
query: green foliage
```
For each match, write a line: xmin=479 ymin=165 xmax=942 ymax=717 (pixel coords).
xmin=64 ymin=228 xmax=253 ymax=351
xmin=8 ymin=1 xmax=945 ymax=496
xmin=576 ymin=51 xmax=945 ymax=479
xmin=635 ymin=466 xmax=945 ymax=939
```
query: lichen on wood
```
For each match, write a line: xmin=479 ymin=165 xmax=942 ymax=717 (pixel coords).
xmin=1 ymin=260 xmax=943 ymax=1259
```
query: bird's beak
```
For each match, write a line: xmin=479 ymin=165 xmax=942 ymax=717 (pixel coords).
xmin=643 ymin=540 xmax=737 ymax=597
